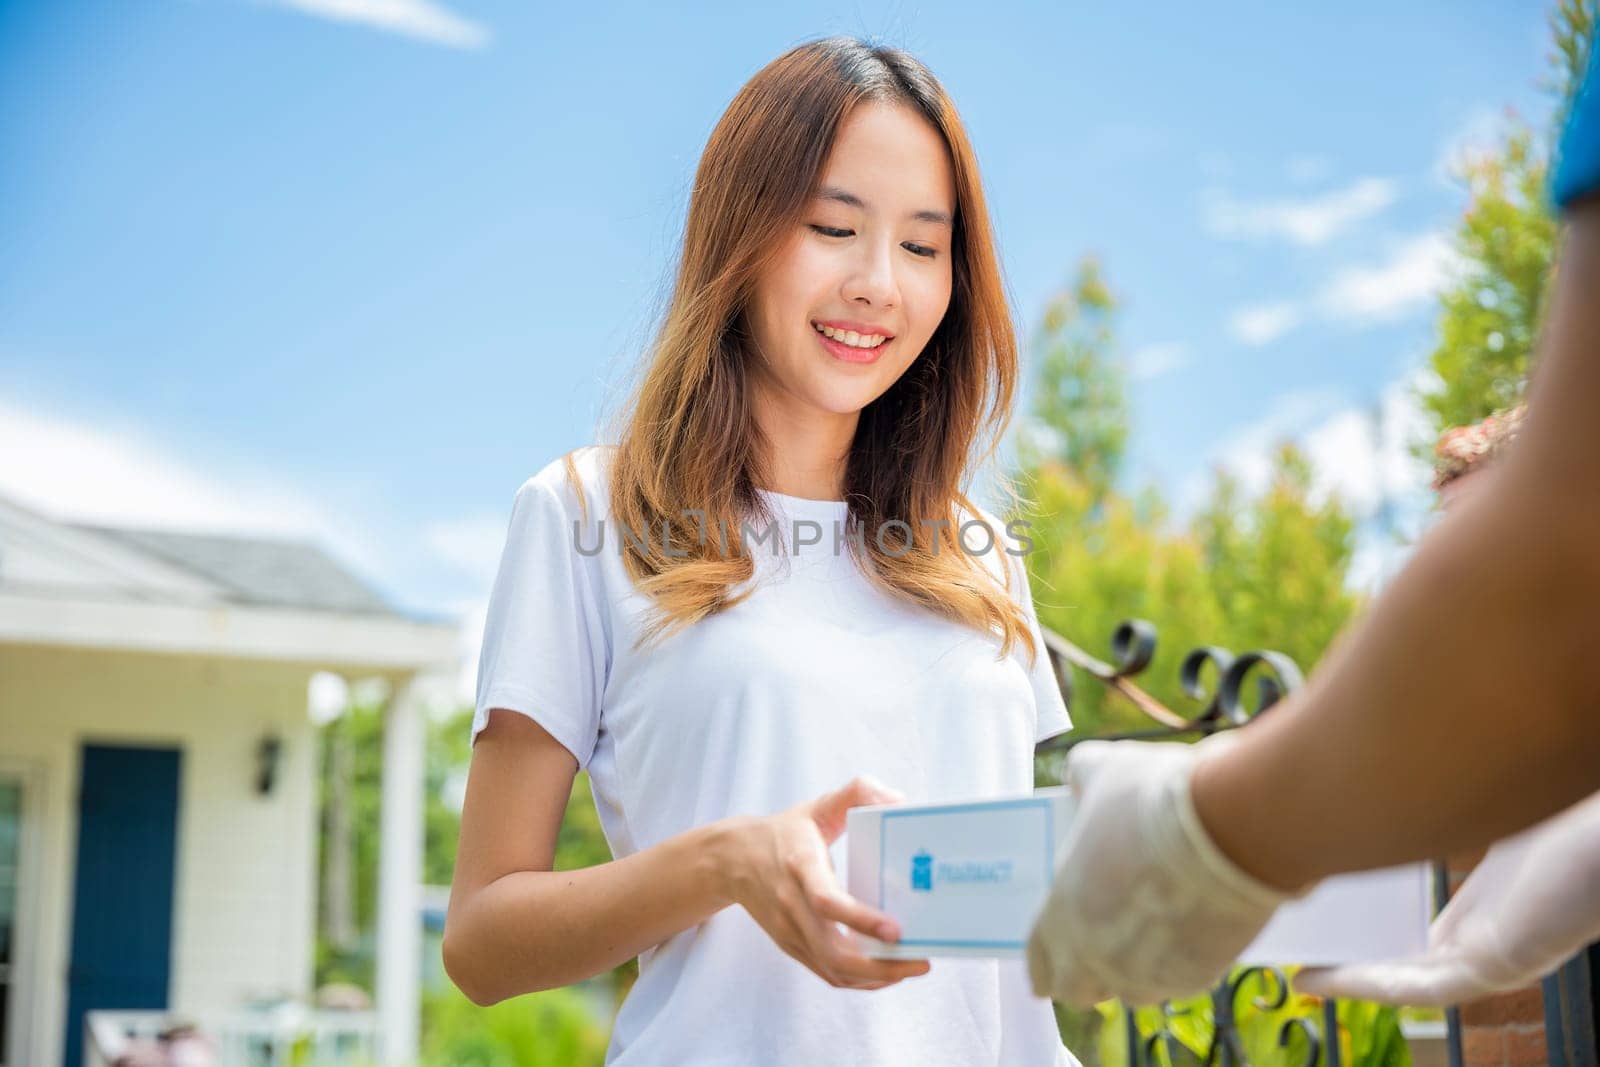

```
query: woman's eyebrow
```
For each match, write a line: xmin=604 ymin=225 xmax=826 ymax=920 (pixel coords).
xmin=815 ymin=184 xmax=954 ymax=229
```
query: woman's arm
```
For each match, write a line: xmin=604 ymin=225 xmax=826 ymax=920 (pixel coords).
xmin=442 ymin=709 xmax=729 ymax=1003
xmin=442 ymin=709 xmax=930 ymax=1006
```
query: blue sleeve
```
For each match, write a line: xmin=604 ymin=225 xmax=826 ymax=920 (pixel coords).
xmin=1553 ymin=45 xmax=1600 ymax=211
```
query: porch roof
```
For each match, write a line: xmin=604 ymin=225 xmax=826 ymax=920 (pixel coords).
xmin=0 ymin=492 xmax=457 ymax=673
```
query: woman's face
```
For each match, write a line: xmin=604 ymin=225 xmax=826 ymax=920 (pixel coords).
xmin=745 ymin=102 xmax=956 ymax=422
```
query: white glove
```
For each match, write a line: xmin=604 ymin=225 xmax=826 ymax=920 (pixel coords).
xmin=1026 ymin=735 xmax=1304 ymax=1006
xmin=1295 ymin=789 xmax=1600 ymax=1006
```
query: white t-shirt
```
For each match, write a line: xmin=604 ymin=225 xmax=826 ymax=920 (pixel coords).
xmin=472 ymin=444 xmax=1077 ymax=1066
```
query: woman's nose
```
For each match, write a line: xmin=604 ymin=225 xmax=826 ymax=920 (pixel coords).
xmin=842 ymin=241 xmax=900 ymax=308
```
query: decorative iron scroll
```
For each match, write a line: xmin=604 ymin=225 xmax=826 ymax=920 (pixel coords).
xmin=1034 ymin=620 xmax=1306 ymax=753
xmin=1120 ymin=967 xmax=1335 ymax=1067
xmin=1034 ymin=621 xmax=1344 ymax=1067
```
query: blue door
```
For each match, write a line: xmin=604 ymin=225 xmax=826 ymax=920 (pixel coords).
xmin=62 ymin=744 xmax=181 ymax=1067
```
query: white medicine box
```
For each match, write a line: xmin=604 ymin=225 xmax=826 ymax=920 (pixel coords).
xmin=846 ymin=788 xmax=1074 ymax=958
xmin=844 ymin=788 xmax=1433 ymax=966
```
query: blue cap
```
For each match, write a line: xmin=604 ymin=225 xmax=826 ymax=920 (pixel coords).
xmin=1552 ymin=44 xmax=1600 ymax=212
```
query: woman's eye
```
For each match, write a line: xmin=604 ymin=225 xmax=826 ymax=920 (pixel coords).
xmin=808 ymin=224 xmax=939 ymax=259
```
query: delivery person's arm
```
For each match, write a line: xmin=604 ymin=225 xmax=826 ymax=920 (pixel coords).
xmin=1027 ymin=52 xmax=1600 ymax=1006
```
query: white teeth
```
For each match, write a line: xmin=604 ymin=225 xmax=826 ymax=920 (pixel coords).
xmin=813 ymin=322 xmax=887 ymax=348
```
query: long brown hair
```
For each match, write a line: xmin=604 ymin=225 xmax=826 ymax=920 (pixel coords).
xmin=574 ymin=35 xmax=1036 ymax=664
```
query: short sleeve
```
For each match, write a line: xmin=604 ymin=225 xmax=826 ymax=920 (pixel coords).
xmin=1553 ymin=44 xmax=1600 ymax=211
xmin=1013 ymin=548 xmax=1073 ymax=743
xmin=985 ymin=508 xmax=1073 ymax=743
xmin=471 ymin=470 xmax=609 ymax=768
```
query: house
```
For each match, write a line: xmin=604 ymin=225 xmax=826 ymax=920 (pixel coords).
xmin=0 ymin=493 xmax=458 ymax=1067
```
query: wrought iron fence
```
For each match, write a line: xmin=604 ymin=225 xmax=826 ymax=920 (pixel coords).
xmin=1034 ymin=619 xmax=1600 ymax=1067
xmin=1031 ymin=620 xmax=1434 ymax=1067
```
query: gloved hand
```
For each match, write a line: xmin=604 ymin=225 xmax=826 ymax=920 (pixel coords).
xmin=1295 ymin=789 xmax=1600 ymax=1006
xmin=1027 ymin=734 xmax=1305 ymax=1006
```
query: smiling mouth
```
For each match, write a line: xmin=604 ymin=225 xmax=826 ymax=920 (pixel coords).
xmin=814 ymin=330 xmax=890 ymax=364
xmin=810 ymin=321 xmax=892 ymax=364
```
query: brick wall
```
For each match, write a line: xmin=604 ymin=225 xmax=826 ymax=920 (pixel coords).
xmin=1461 ymin=985 xmax=1548 ymax=1067
xmin=1447 ymin=853 xmax=1552 ymax=1067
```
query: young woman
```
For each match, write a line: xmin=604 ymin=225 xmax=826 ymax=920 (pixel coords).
xmin=444 ymin=35 xmax=1078 ymax=1065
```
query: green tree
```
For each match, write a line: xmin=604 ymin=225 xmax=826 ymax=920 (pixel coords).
xmin=1020 ymin=459 xmax=1219 ymax=736
xmin=1420 ymin=125 xmax=1556 ymax=433
xmin=1020 ymin=447 xmax=1358 ymax=739
xmin=1191 ymin=445 xmax=1359 ymax=674
xmin=1419 ymin=1 xmax=1594 ymax=436
xmin=1011 ymin=259 xmax=1359 ymax=737
xmin=1547 ymin=0 xmax=1597 ymax=129
xmin=1020 ymin=257 xmax=1128 ymax=504
xmin=315 ymin=697 xmax=385 ymax=989
xmin=422 ymin=707 xmax=615 ymax=884
xmin=315 ymin=701 xmax=621 ymax=994
xmin=426 ymin=708 xmax=473 ymax=886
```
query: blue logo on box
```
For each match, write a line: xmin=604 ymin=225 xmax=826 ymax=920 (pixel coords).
xmin=909 ymin=850 xmax=1016 ymax=892
xmin=911 ymin=851 xmax=933 ymax=891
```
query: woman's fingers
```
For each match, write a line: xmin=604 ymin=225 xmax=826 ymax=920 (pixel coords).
xmin=809 ymin=883 xmax=900 ymax=942
xmin=756 ymin=905 xmax=843 ymax=986
xmin=785 ymin=839 xmax=932 ymax=988
xmin=813 ymin=918 xmax=932 ymax=986
xmin=740 ymin=806 xmax=931 ymax=990
xmin=789 ymin=873 xmax=930 ymax=987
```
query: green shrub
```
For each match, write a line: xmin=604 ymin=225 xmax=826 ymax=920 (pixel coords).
xmin=1093 ymin=968 xmax=1410 ymax=1067
xmin=421 ymin=985 xmax=609 ymax=1067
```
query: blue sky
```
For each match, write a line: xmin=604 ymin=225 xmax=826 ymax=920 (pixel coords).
xmin=0 ymin=0 xmax=1560 ymax=686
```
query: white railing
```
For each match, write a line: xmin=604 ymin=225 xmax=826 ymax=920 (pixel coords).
xmin=85 ymin=1008 xmax=381 ymax=1067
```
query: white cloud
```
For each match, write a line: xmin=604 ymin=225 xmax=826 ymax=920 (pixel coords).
xmin=1179 ymin=374 xmax=1437 ymax=592
xmin=1182 ymin=389 xmax=1346 ymax=509
xmin=1314 ymin=232 xmax=1461 ymax=323
xmin=1228 ymin=303 xmax=1304 ymax=347
xmin=1202 ymin=177 xmax=1400 ymax=246
xmin=0 ymin=397 xmax=333 ymax=536
xmin=1298 ymin=375 xmax=1434 ymax=517
xmin=1224 ymin=230 xmax=1458 ymax=345
xmin=1127 ymin=342 xmax=1193 ymax=382
xmin=267 ymin=0 xmax=490 ymax=49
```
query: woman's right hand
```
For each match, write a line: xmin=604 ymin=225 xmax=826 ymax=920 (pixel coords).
xmin=717 ymin=776 xmax=933 ymax=990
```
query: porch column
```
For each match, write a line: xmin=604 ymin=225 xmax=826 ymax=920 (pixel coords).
xmin=375 ymin=672 xmax=431 ymax=1065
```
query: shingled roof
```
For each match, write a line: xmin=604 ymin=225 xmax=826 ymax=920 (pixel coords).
xmin=70 ymin=524 xmax=398 ymax=616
